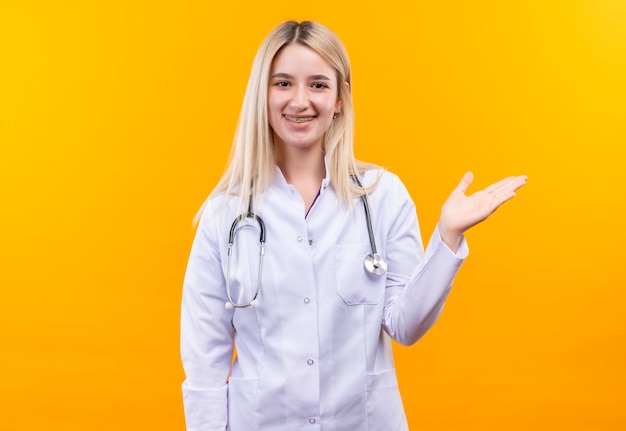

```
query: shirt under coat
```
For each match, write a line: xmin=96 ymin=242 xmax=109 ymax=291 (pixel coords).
xmin=180 ymin=166 xmax=468 ymax=431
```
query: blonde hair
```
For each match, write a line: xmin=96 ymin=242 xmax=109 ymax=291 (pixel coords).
xmin=205 ymin=21 xmax=376 ymax=218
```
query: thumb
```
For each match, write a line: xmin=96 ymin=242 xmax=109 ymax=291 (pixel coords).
xmin=456 ymin=171 xmax=474 ymax=194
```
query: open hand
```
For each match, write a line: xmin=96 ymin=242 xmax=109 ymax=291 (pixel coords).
xmin=438 ymin=172 xmax=528 ymax=252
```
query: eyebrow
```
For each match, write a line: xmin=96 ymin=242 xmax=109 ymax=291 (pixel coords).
xmin=271 ymin=72 xmax=332 ymax=81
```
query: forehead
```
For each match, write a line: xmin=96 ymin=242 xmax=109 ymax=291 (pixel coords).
xmin=271 ymin=44 xmax=336 ymax=78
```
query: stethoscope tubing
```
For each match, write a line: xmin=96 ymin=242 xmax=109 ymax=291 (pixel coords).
xmin=225 ymin=174 xmax=387 ymax=308
xmin=351 ymin=175 xmax=378 ymax=255
xmin=225 ymin=199 xmax=266 ymax=309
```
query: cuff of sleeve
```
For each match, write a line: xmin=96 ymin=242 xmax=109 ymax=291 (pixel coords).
xmin=182 ymin=381 xmax=227 ymax=431
xmin=427 ymin=225 xmax=469 ymax=260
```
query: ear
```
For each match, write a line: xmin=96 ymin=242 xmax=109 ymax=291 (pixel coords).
xmin=335 ymin=97 xmax=342 ymax=114
xmin=335 ymin=81 xmax=349 ymax=113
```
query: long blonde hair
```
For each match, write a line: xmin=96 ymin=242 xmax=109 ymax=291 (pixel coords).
xmin=206 ymin=21 xmax=376 ymax=217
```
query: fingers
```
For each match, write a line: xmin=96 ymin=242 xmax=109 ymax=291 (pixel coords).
xmin=487 ymin=175 xmax=528 ymax=207
xmin=455 ymin=173 xmax=527 ymax=208
xmin=485 ymin=175 xmax=528 ymax=194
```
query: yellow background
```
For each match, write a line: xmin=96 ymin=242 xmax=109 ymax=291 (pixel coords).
xmin=1 ymin=1 xmax=625 ymax=430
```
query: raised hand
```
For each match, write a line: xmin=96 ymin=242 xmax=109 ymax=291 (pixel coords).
xmin=437 ymin=172 xmax=528 ymax=252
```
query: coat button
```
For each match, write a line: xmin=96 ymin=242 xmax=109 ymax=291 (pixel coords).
xmin=309 ymin=418 xmax=316 ymax=424
xmin=307 ymin=359 xmax=314 ymax=365
xmin=303 ymin=297 xmax=310 ymax=304
xmin=297 ymin=236 xmax=303 ymax=242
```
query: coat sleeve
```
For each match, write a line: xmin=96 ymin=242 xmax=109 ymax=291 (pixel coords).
xmin=381 ymin=176 xmax=469 ymax=346
xmin=180 ymin=199 xmax=234 ymax=431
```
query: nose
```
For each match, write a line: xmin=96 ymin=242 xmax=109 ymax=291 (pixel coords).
xmin=289 ymin=85 xmax=310 ymax=111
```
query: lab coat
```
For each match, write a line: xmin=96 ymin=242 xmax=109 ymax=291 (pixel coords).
xmin=181 ymin=167 xmax=468 ymax=431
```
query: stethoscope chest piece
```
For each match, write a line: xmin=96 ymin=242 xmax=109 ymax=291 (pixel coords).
xmin=364 ymin=252 xmax=387 ymax=276
xmin=352 ymin=174 xmax=387 ymax=277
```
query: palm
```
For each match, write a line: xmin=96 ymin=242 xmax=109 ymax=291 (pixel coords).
xmin=440 ymin=172 xmax=528 ymax=235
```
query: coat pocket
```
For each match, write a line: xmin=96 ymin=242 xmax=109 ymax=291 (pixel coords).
xmin=335 ymin=243 xmax=386 ymax=305
xmin=366 ymin=369 xmax=408 ymax=430
xmin=227 ymin=377 xmax=258 ymax=430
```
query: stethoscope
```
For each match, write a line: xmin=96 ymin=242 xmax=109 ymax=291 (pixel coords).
xmin=225 ymin=175 xmax=387 ymax=309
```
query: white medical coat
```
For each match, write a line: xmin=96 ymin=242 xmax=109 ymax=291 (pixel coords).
xmin=181 ymin=167 xmax=468 ymax=431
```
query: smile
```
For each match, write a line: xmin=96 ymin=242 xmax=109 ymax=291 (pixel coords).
xmin=284 ymin=115 xmax=316 ymax=123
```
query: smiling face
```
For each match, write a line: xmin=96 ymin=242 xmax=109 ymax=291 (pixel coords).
xmin=268 ymin=43 xmax=342 ymax=155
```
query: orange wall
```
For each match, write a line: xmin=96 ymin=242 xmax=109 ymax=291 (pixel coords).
xmin=1 ymin=1 xmax=625 ymax=430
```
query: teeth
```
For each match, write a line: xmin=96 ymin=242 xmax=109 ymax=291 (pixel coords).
xmin=285 ymin=116 xmax=315 ymax=123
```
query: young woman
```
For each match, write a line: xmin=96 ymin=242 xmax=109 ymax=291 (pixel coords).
xmin=180 ymin=20 xmax=527 ymax=431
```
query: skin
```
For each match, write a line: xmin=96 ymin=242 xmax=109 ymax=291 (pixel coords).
xmin=268 ymin=43 xmax=341 ymax=210
xmin=267 ymin=43 xmax=528 ymax=252
xmin=438 ymin=172 xmax=528 ymax=252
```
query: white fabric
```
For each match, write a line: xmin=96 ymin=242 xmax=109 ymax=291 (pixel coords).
xmin=181 ymin=167 xmax=468 ymax=431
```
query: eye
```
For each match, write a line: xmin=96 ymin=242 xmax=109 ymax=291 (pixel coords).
xmin=311 ymin=82 xmax=329 ymax=89
xmin=274 ymin=81 xmax=289 ymax=87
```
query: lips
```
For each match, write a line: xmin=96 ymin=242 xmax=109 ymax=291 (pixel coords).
xmin=284 ymin=115 xmax=316 ymax=123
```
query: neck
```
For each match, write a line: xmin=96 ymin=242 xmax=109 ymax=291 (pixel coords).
xmin=275 ymin=146 xmax=325 ymax=185
xmin=275 ymin=147 xmax=325 ymax=214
